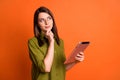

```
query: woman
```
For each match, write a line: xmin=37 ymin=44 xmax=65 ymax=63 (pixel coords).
xmin=28 ymin=6 xmax=84 ymax=80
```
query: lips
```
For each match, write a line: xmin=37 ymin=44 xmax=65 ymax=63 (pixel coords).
xmin=45 ymin=26 xmax=50 ymax=28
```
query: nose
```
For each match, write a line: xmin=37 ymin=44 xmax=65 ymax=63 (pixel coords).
xmin=45 ymin=20 xmax=48 ymax=25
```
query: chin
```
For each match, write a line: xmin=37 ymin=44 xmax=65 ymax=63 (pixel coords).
xmin=48 ymin=28 xmax=52 ymax=31
xmin=44 ymin=28 xmax=51 ymax=32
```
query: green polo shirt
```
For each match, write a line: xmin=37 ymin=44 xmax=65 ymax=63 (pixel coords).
xmin=28 ymin=36 xmax=66 ymax=80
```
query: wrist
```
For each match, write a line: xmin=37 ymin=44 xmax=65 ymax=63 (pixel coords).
xmin=50 ymin=40 xmax=54 ymax=45
xmin=74 ymin=60 xmax=79 ymax=64
xmin=50 ymin=39 xmax=54 ymax=43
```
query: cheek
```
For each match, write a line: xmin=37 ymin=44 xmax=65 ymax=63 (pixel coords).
xmin=50 ymin=21 xmax=53 ymax=26
xmin=38 ymin=23 xmax=44 ymax=29
xmin=38 ymin=21 xmax=44 ymax=26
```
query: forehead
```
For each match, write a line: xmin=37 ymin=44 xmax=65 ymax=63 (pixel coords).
xmin=38 ymin=12 xmax=51 ymax=18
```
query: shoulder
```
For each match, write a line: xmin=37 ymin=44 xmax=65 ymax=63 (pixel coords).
xmin=59 ymin=38 xmax=64 ymax=46
xmin=28 ymin=36 xmax=38 ymax=45
xmin=59 ymin=38 xmax=63 ymax=42
xmin=28 ymin=36 xmax=37 ymax=41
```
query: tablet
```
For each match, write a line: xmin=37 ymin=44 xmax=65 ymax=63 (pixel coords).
xmin=64 ymin=41 xmax=90 ymax=64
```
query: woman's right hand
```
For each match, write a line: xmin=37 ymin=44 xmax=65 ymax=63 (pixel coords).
xmin=45 ymin=30 xmax=54 ymax=43
xmin=43 ymin=30 xmax=55 ymax=72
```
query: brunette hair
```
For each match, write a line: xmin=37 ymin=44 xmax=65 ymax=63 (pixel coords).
xmin=34 ymin=6 xmax=60 ymax=46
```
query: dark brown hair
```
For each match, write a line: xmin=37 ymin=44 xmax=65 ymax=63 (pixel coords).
xmin=34 ymin=6 xmax=60 ymax=46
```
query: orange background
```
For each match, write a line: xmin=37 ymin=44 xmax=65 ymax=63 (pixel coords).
xmin=0 ymin=0 xmax=120 ymax=80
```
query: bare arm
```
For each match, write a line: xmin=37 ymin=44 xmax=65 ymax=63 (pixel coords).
xmin=44 ymin=31 xmax=54 ymax=72
xmin=44 ymin=41 xmax=54 ymax=72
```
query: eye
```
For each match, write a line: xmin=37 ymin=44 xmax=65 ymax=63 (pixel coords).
xmin=47 ymin=16 xmax=52 ymax=20
xmin=39 ymin=18 xmax=45 ymax=22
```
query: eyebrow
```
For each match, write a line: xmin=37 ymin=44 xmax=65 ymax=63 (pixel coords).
xmin=39 ymin=16 xmax=52 ymax=20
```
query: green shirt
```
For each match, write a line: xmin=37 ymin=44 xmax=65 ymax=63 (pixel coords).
xmin=28 ymin=37 xmax=66 ymax=80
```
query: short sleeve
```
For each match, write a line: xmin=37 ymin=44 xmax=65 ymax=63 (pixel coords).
xmin=28 ymin=39 xmax=45 ymax=72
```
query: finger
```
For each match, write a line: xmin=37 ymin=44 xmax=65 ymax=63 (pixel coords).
xmin=75 ymin=56 xmax=84 ymax=62
xmin=79 ymin=52 xmax=84 ymax=55
xmin=76 ymin=55 xmax=84 ymax=58
xmin=76 ymin=53 xmax=81 ymax=57
xmin=75 ymin=57 xmax=82 ymax=62
xmin=50 ymin=31 xmax=54 ymax=37
xmin=76 ymin=54 xmax=84 ymax=59
xmin=79 ymin=52 xmax=84 ymax=54
xmin=49 ymin=31 xmax=53 ymax=35
xmin=77 ymin=52 xmax=84 ymax=56
xmin=46 ymin=30 xmax=50 ymax=34
xmin=45 ymin=30 xmax=51 ymax=37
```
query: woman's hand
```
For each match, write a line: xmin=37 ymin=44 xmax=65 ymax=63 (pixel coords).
xmin=65 ymin=52 xmax=84 ymax=71
xmin=43 ymin=30 xmax=54 ymax=72
xmin=75 ymin=52 xmax=84 ymax=63
xmin=45 ymin=30 xmax=54 ymax=43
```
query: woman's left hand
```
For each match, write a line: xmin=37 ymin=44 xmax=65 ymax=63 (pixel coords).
xmin=65 ymin=52 xmax=84 ymax=71
xmin=75 ymin=52 xmax=84 ymax=63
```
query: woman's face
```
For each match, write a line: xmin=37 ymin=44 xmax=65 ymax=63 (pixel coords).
xmin=38 ymin=12 xmax=53 ymax=32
